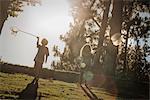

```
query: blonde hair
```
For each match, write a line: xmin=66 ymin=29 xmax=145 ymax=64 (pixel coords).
xmin=41 ymin=38 xmax=48 ymax=45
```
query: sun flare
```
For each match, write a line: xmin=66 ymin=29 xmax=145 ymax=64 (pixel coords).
xmin=0 ymin=0 xmax=73 ymax=68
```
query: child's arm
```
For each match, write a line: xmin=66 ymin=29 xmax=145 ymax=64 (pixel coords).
xmin=45 ymin=47 xmax=49 ymax=63
xmin=45 ymin=55 xmax=48 ymax=63
xmin=37 ymin=37 xmax=40 ymax=47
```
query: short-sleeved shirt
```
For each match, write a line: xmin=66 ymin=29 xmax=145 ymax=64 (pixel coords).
xmin=34 ymin=45 xmax=49 ymax=64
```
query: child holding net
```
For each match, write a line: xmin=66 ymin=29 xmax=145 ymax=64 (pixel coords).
xmin=34 ymin=37 xmax=49 ymax=79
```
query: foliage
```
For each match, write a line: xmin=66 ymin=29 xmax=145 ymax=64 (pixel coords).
xmin=53 ymin=0 xmax=150 ymax=81
xmin=7 ymin=0 xmax=41 ymax=17
xmin=0 ymin=0 xmax=41 ymax=33
xmin=52 ymin=45 xmax=80 ymax=71
xmin=117 ymin=0 xmax=150 ymax=81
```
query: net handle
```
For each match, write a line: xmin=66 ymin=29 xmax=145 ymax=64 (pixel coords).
xmin=18 ymin=29 xmax=38 ymax=38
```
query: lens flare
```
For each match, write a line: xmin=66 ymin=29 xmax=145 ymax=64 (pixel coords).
xmin=80 ymin=63 xmax=86 ymax=68
xmin=83 ymin=71 xmax=94 ymax=81
xmin=111 ymin=33 xmax=122 ymax=46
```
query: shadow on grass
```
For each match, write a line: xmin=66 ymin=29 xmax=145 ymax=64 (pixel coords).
xmin=80 ymin=83 xmax=103 ymax=100
xmin=18 ymin=78 xmax=38 ymax=100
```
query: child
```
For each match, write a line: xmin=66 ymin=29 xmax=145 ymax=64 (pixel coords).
xmin=34 ymin=37 xmax=49 ymax=79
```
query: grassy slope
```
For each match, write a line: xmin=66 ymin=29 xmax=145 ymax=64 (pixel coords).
xmin=0 ymin=72 xmax=116 ymax=100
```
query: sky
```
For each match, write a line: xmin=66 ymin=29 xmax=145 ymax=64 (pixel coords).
xmin=0 ymin=0 xmax=73 ymax=69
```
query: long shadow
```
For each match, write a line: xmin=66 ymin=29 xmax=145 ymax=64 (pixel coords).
xmin=80 ymin=83 xmax=102 ymax=100
xmin=80 ymin=84 xmax=94 ymax=100
xmin=85 ymin=84 xmax=102 ymax=100
xmin=18 ymin=78 xmax=38 ymax=100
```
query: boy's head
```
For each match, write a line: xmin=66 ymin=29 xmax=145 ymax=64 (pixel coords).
xmin=41 ymin=38 xmax=48 ymax=46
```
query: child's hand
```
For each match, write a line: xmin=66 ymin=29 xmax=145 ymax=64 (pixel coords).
xmin=37 ymin=37 xmax=39 ymax=39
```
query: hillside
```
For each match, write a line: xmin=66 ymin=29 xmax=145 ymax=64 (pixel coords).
xmin=0 ymin=63 xmax=149 ymax=99
xmin=0 ymin=72 xmax=117 ymax=100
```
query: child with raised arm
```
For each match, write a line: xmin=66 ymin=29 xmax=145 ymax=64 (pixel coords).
xmin=34 ymin=37 xmax=49 ymax=79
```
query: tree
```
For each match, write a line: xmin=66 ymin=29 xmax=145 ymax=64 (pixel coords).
xmin=0 ymin=0 xmax=10 ymax=33
xmin=117 ymin=0 xmax=150 ymax=80
xmin=54 ymin=0 xmax=150 ymax=81
xmin=0 ymin=0 xmax=41 ymax=34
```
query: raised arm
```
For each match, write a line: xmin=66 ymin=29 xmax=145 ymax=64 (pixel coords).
xmin=37 ymin=37 xmax=40 ymax=47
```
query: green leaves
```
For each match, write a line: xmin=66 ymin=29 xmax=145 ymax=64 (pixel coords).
xmin=7 ymin=0 xmax=24 ymax=17
xmin=7 ymin=0 xmax=41 ymax=17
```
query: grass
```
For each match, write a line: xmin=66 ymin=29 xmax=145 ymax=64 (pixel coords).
xmin=0 ymin=72 xmax=117 ymax=100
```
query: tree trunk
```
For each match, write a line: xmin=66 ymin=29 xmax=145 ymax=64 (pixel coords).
xmin=94 ymin=0 xmax=111 ymax=71
xmin=0 ymin=0 xmax=10 ymax=34
xmin=109 ymin=0 xmax=123 ymax=75
xmin=110 ymin=0 xmax=123 ymax=36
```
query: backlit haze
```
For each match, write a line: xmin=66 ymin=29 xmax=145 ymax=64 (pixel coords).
xmin=0 ymin=0 xmax=73 ymax=69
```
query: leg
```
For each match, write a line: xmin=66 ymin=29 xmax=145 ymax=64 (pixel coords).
xmin=34 ymin=62 xmax=42 ymax=79
xmin=79 ymin=69 xmax=84 ymax=84
xmin=34 ymin=62 xmax=38 ymax=78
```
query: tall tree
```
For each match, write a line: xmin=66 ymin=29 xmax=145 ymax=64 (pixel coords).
xmin=119 ymin=0 xmax=150 ymax=78
xmin=0 ymin=0 xmax=10 ymax=33
xmin=0 ymin=0 xmax=41 ymax=34
xmin=54 ymin=0 xmax=150 ymax=81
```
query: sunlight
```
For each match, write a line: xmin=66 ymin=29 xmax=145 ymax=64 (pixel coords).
xmin=22 ymin=0 xmax=73 ymax=37
xmin=0 ymin=0 xmax=73 ymax=69
xmin=111 ymin=33 xmax=122 ymax=46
